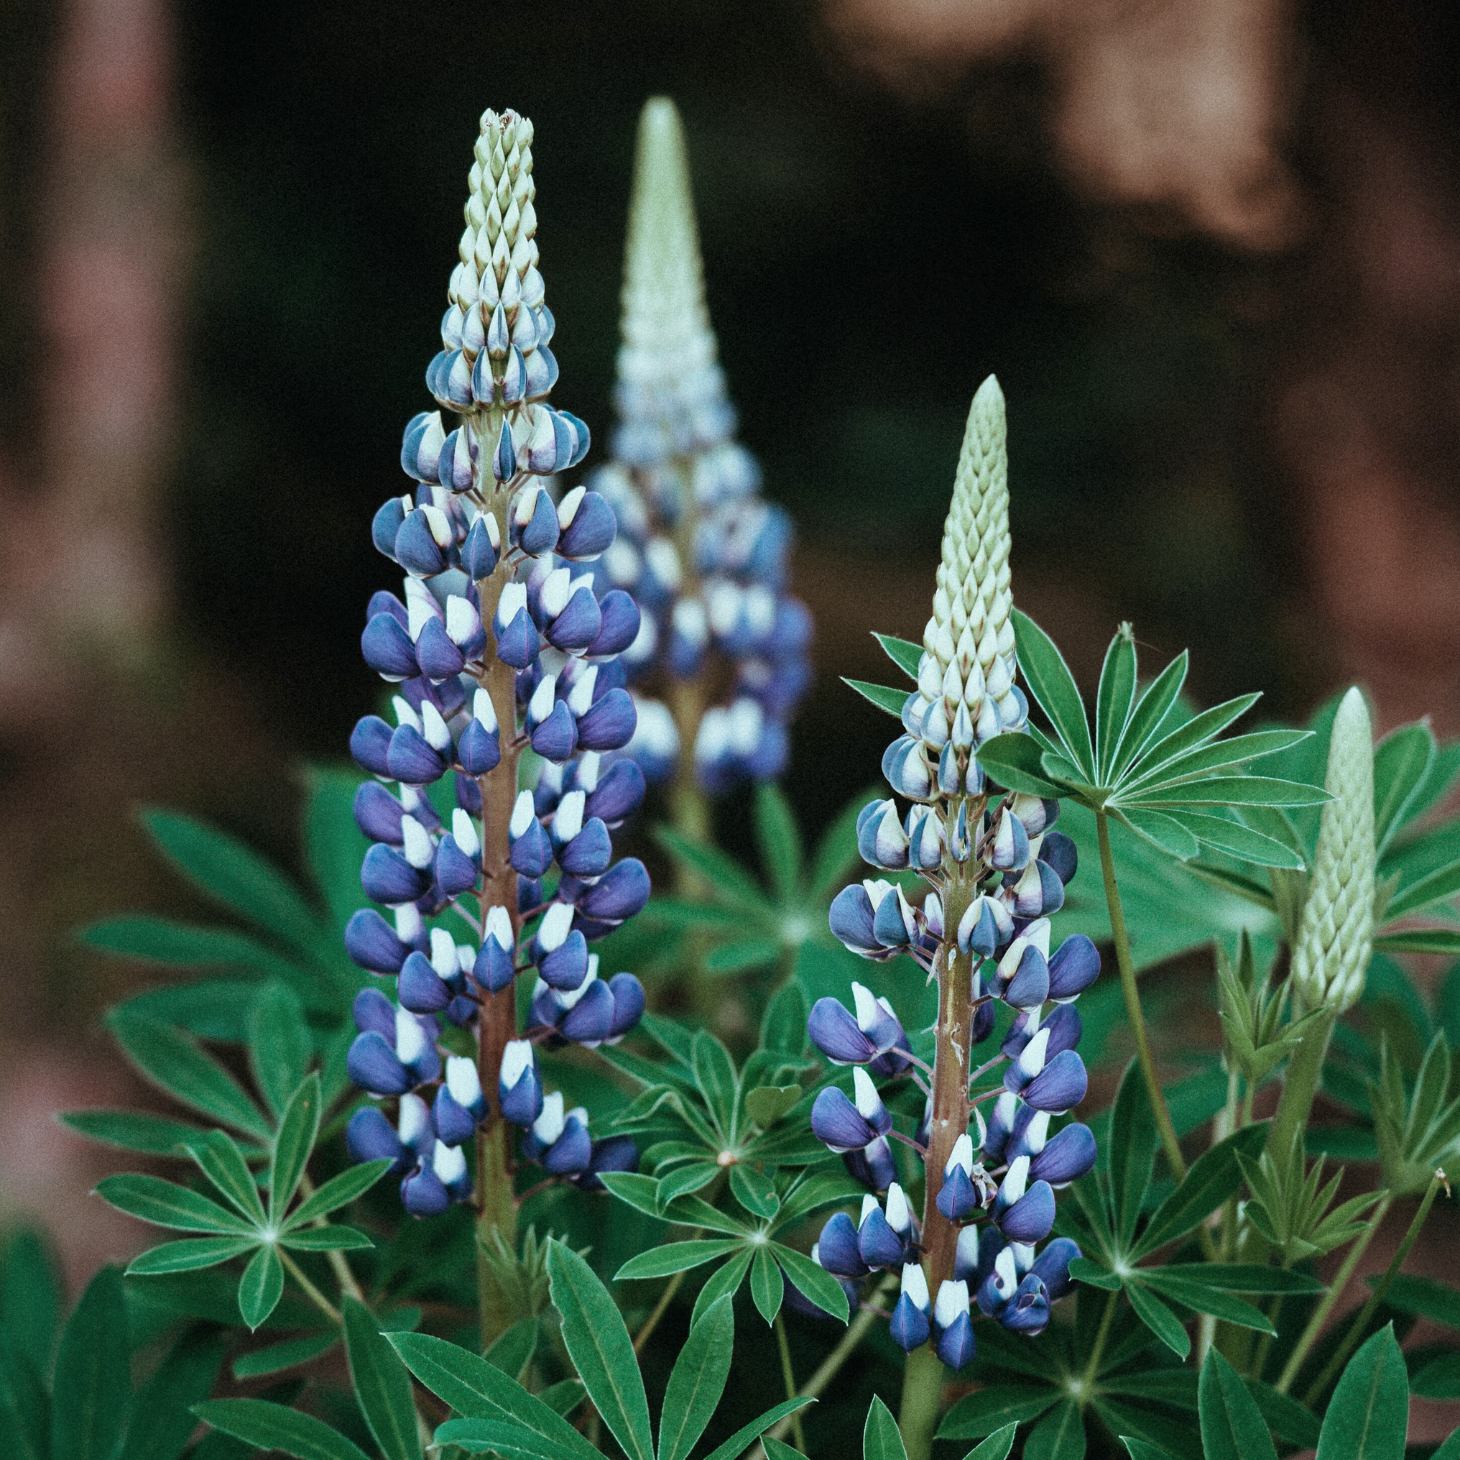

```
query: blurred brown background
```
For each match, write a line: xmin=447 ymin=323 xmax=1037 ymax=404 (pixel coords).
xmin=1 ymin=0 xmax=1458 ymax=1298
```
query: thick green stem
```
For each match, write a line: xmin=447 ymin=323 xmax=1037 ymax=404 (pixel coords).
xmin=1275 ymin=1192 xmax=1392 ymax=1394
xmin=898 ymin=1343 xmax=945 ymax=1460
xmin=1302 ymin=1176 xmax=1443 ymax=1403
xmin=1095 ymin=811 xmax=1186 ymax=1180
xmin=775 ymin=1313 xmax=807 ymax=1454
xmin=1265 ymin=1008 xmax=1336 ymax=1168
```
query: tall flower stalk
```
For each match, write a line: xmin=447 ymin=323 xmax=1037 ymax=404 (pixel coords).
xmin=815 ymin=378 xmax=1097 ymax=1460
xmin=589 ymin=98 xmax=811 ymax=840
xmin=341 ymin=107 xmax=650 ymax=1344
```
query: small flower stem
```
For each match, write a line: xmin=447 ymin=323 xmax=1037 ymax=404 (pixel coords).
xmin=1094 ymin=810 xmax=1186 ymax=1181
xmin=1081 ymin=1288 xmax=1118 ymax=1391
xmin=474 ymin=481 xmax=523 ymax=1349
xmin=897 ymin=1343 xmax=945 ymax=1460
xmin=277 ymin=1246 xmax=342 ymax=1326
xmin=753 ymin=1272 xmax=899 ymax=1454
xmin=632 ymin=1231 xmax=704 ymax=1354
xmin=1275 ymin=1192 xmax=1392 ymax=1394
xmin=297 ymin=1175 xmax=365 ymax=1303
xmin=1301 ymin=1175 xmax=1443 ymax=1404
xmin=774 ymin=1313 xmax=807 ymax=1454
xmin=1265 ymin=1008 xmax=1337 ymax=1170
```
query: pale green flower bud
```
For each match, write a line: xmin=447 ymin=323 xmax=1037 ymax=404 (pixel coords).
xmin=456 ymin=109 xmax=540 ymax=313
xmin=1292 ymin=687 xmax=1375 ymax=1013
xmin=922 ymin=376 xmax=1018 ymax=747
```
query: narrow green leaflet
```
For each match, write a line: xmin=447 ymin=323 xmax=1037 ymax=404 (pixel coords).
xmin=754 ymin=783 xmax=803 ymax=902
xmin=286 ymin=1159 xmax=392 ymax=1227
xmin=238 ymin=1244 xmax=284 ymax=1330
xmin=484 ymin=1319 xmax=538 ymax=1381
xmin=938 ymin=1387 xmax=1058 ymax=1439
xmin=60 ymin=1109 xmax=210 ymax=1158
xmin=106 ymin=1013 xmax=271 ymax=1139
xmin=1024 ymin=1401 xmax=1085 ymax=1460
xmin=1380 ymin=1273 xmax=1460 ymax=1330
xmin=864 ymin=1395 xmax=908 ymax=1460
xmin=690 ymin=1030 xmax=739 ymax=1137
xmin=249 ymin=982 xmax=313 ymax=1119
xmin=120 ymin=1331 xmax=225 ymax=1460
xmin=1109 ymin=650 xmax=1189 ymax=783
xmin=193 ymin=1399 xmax=372 ymax=1460
xmin=127 ymin=1237 xmax=259 ymax=1275
xmin=1198 ymin=1350 xmax=1276 ymax=1460
xmin=732 ymin=1165 xmax=779 ymax=1220
xmin=873 ymin=632 xmax=922 ymax=679
xmin=843 ymin=679 xmax=909 ymax=718
xmin=658 ymin=1295 xmax=734 ymax=1460
xmin=653 ymin=829 xmax=764 ymax=908
xmin=1385 ymin=859 xmax=1460 ymax=920
xmin=434 ymin=1419 xmax=587 ymax=1460
xmin=1137 ymin=1270 xmax=1275 ymax=1332
xmin=51 ymin=1267 xmax=130 ymax=1460
xmin=1314 ymin=1326 xmax=1408 ymax=1460
xmin=1373 ymin=722 xmax=1437 ymax=855
xmin=1109 ymin=1062 xmax=1160 ymax=1247
xmin=750 ymin=1247 xmax=783 ymax=1325
xmin=78 ymin=915 xmax=304 ymax=979
xmin=773 ymin=1243 xmax=850 ymax=1323
xmin=693 ymin=1397 xmax=815 ymax=1460
xmin=963 ymin=1425 xmax=1019 ymax=1460
xmin=545 ymin=1241 xmax=654 ymax=1460
xmin=1095 ymin=627 xmax=1138 ymax=782
xmin=233 ymin=1332 xmax=340 ymax=1380
xmin=1012 ymin=610 xmax=1096 ymax=779
xmin=99 ymin=1174 xmax=255 ymax=1235
xmin=342 ymin=1298 xmax=422 ymax=1460
xmin=616 ymin=1241 xmax=742 ymax=1282
xmin=690 ymin=1249 xmax=755 ymax=1326
xmin=279 ymin=1227 xmax=372 ymax=1252
xmin=1132 ymin=1123 xmax=1268 ymax=1257
xmin=140 ymin=808 xmax=329 ymax=960
xmin=1125 ymin=1283 xmax=1190 ymax=1360
xmin=188 ymin=1130 xmax=267 ymax=1226
xmin=270 ymin=1074 xmax=322 ymax=1224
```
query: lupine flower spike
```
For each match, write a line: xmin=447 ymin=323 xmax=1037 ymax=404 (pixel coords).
xmin=815 ymin=377 xmax=1096 ymax=1368
xmin=344 ymin=107 xmax=649 ymax=1222
xmin=588 ymin=97 xmax=811 ymax=810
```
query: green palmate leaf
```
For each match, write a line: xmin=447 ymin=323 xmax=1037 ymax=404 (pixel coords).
xmin=1109 ymin=650 xmax=1190 ymax=783
xmin=280 ymin=1227 xmax=373 ymax=1252
xmin=864 ymin=1395 xmax=908 ymax=1460
xmin=1198 ymin=1350 xmax=1276 ymax=1460
xmin=114 ymin=979 xmax=264 ymax=1043
xmin=304 ymin=766 xmax=373 ymax=932
xmin=1136 ymin=1271 xmax=1274 ymax=1333
xmin=388 ymin=1332 xmax=599 ymax=1460
xmin=964 ymin=1425 xmax=1019 ymax=1460
xmin=754 ymin=783 xmax=803 ymax=901
xmin=1024 ymin=1401 xmax=1085 ymax=1460
xmin=434 ymin=1419 xmax=586 ymax=1460
xmin=976 ymin=733 xmax=1065 ymax=797
xmin=745 ymin=1084 xmax=801 ymax=1128
xmin=1162 ymin=810 xmax=1306 ymax=870
xmin=1128 ymin=776 xmax=1330 ymax=808
xmin=1315 ymin=1325 xmax=1408 ymax=1460
xmin=121 ymin=1330 xmax=225 ymax=1460
xmin=233 ymin=1332 xmax=339 ymax=1380
xmin=539 ymin=1379 xmax=587 ymax=1417
xmin=616 ymin=1240 xmax=742 ymax=1283
xmin=1375 ymin=929 xmax=1460 ymax=955
xmin=658 ymin=1295 xmax=734 ymax=1460
xmin=485 ymin=1318 xmax=538 ymax=1381
xmin=704 ymin=939 xmax=781 ymax=975
xmin=750 ymin=1247 xmax=782 ymax=1325
xmin=194 ymin=1399 xmax=372 ymax=1460
xmin=238 ymin=1244 xmax=284 ymax=1330
xmin=1110 ymin=1061 xmax=1160 ymax=1246
xmin=249 ymin=982 xmax=313 ymax=1120
xmin=52 ymin=1266 xmax=130 ymax=1460
xmin=0 ymin=1346 xmax=48 ymax=1460
xmin=775 ymin=1172 xmax=866 ymax=1226
xmin=653 ymin=829 xmax=764 ymax=908
xmin=1126 ymin=1282 xmax=1190 ymax=1359
xmin=270 ymin=1074 xmax=322 ymax=1224
xmin=773 ymin=1243 xmax=850 ymax=1323
xmin=285 ymin=1158 xmax=391 ymax=1228
xmin=98 ymin=1174 xmax=255 ymax=1234
xmin=189 ymin=1130 xmax=267 ymax=1226
xmin=691 ymin=1030 xmax=740 ymax=1135
xmin=1385 ymin=858 xmax=1460 ymax=920
xmin=127 ymin=1236 xmax=259 ymax=1275
xmin=874 ymin=632 xmax=922 ymax=680
xmin=0 ymin=1228 xmax=60 ymax=1377
xmin=107 ymin=1013 xmax=271 ymax=1139
xmin=1095 ymin=627 xmax=1138 ymax=783
xmin=1123 ymin=693 xmax=1261 ymax=783
xmin=140 ymin=808 xmax=328 ymax=960
xmin=545 ymin=1241 xmax=653 ymax=1460
xmin=697 ymin=1398 xmax=816 ymax=1460
xmin=656 ymin=1164 xmax=721 ymax=1208
xmin=1013 ymin=610 xmax=1096 ymax=779
xmin=1119 ymin=809 xmax=1200 ymax=860
xmin=342 ymin=1298 xmax=421 ymax=1460
xmin=78 ymin=915 xmax=306 ymax=979
xmin=938 ymin=1386 xmax=1057 ymax=1439
xmin=60 ymin=1108 xmax=210 ymax=1157
xmin=1133 ymin=1123 xmax=1268 ymax=1257
xmin=731 ymin=1166 xmax=779 ymax=1221
xmin=843 ymin=678 xmax=909 ymax=718
xmin=1380 ymin=1273 xmax=1460 ymax=1330
xmin=1126 ymin=729 xmax=1311 ymax=794
xmin=1373 ymin=722 xmax=1437 ymax=856
xmin=690 ymin=1249 xmax=754 ymax=1326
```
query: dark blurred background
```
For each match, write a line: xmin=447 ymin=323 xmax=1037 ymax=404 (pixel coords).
xmin=2 ymin=0 xmax=1459 ymax=1282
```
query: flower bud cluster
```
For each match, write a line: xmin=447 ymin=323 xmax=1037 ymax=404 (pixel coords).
xmin=343 ymin=109 xmax=647 ymax=1216
xmin=587 ymin=98 xmax=810 ymax=792
xmin=813 ymin=377 xmax=1096 ymax=1366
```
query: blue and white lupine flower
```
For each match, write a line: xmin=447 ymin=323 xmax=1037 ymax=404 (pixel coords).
xmin=343 ymin=107 xmax=647 ymax=1216
xmin=814 ymin=377 xmax=1096 ymax=1364
xmin=586 ymin=97 xmax=810 ymax=796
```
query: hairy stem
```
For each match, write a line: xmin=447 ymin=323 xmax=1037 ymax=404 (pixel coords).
xmin=278 ymin=1247 xmax=342 ymax=1326
xmin=898 ymin=1343 xmax=944 ymax=1460
xmin=298 ymin=1174 xmax=364 ymax=1303
xmin=1275 ymin=1192 xmax=1392 ymax=1394
xmin=1095 ymin=810 xmax=1185 ymax=1180
xmin=1265 ymin=1009 xmax=1336 ymax=1170
xmin=474 ymin=478 xmax=522 ymax=1348
xmin=775 ymin=1313 xmax=807 ymax=1453
xmin=1081 ymin=1289 xmax=1118 ymax=1392
xmin=1302 ymin=1176 xmax=1442 ymax=1403
xmin=633 ymin=1264 xmax=692 ymax=1354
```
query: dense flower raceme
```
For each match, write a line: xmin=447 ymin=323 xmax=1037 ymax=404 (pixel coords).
xmin=587 ymin=98 xmax=811 ymax=793
xmin=811 ymin=377 xmax=1097 ymax=1368
xmin=342 ymin=108 xmax=649 ymax=1216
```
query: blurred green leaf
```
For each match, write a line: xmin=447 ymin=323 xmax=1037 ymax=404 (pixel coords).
xmin=0 ymin=1228 xmax=60 ymax=1379
xmin=60 ymin=1109 xmax=211 ymax=1158
xmin=194 ymin=1399 xmax=371 ymax=1460
xmin=127 ymin=1237 xmax=258 ymax=1276
xmin=1315 ymin=1326 xmax=1407 ymax=1460
xmin=52 ymin=1267 xmax=130 ymax=1460
xmin=342 ymin=1297 xmax=421 ymax=1460
xmin=232 ymin=1331 xmax=339 ymax=1380
xmin=1198 ymin=1349 xmax=1275 ymax=1460
xmin=121 ymin=1330 xmax=225 ymax=1460
xmin=249 ymin=982 xmax=312 ymax=1120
